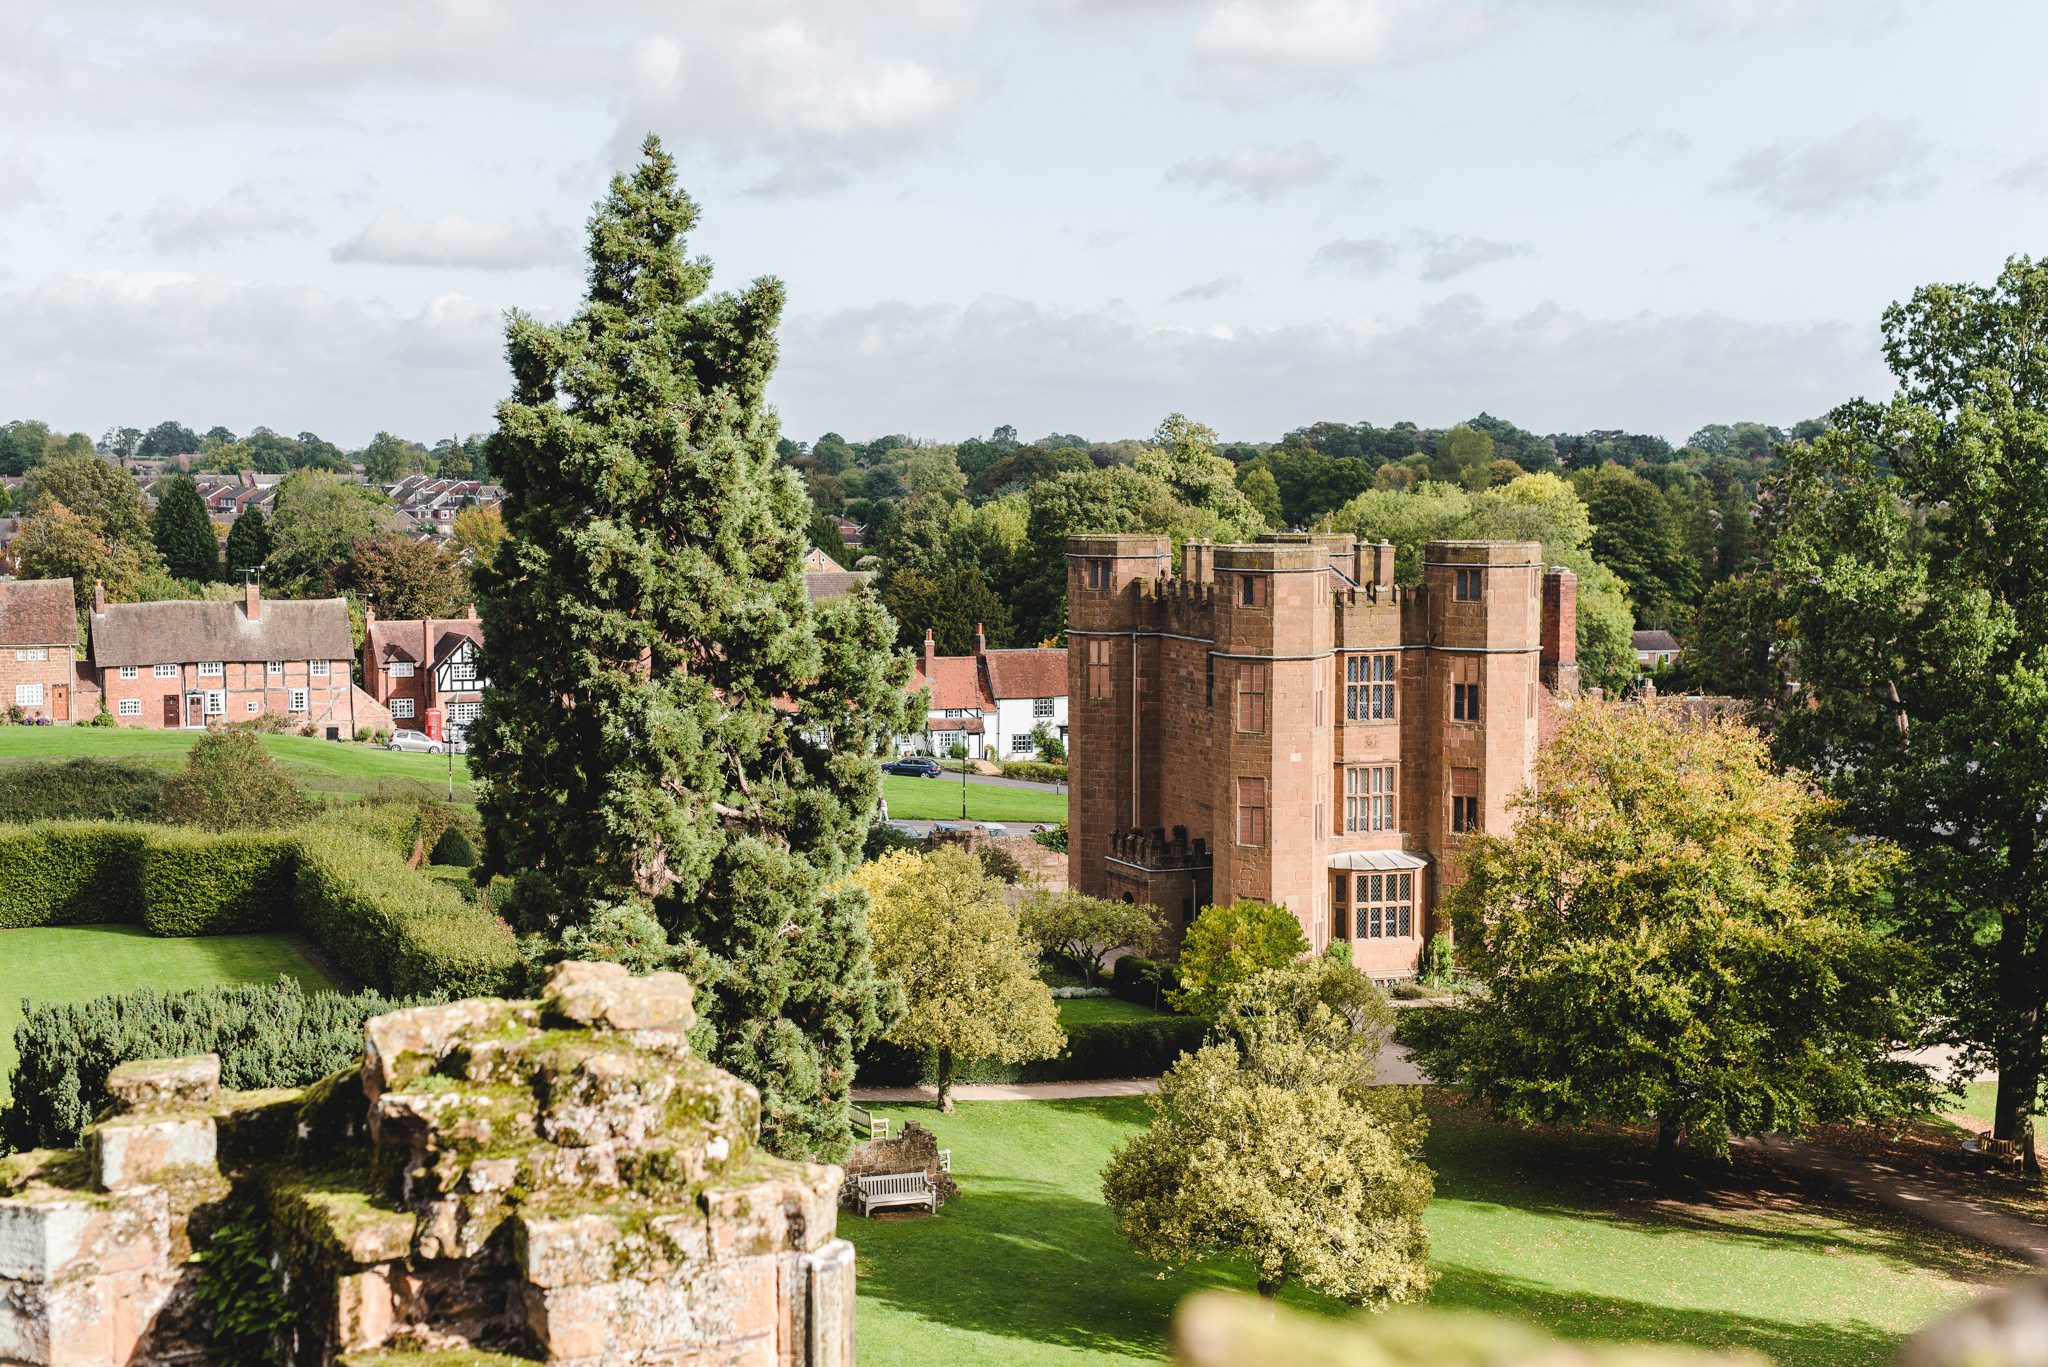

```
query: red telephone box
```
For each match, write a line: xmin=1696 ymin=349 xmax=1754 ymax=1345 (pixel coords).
xmin=424 ymin=706 xmax=443 ymax=741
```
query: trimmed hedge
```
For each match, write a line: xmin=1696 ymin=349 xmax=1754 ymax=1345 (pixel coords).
xmin=0 ymin=818 xmax=517 ymax=998
xmin=0 ymin=978 xmax=410 ymax=1150
xmin=139 ymin=829 xmax=297 ymax=936
xmin=857 ymin=1013 xmax=1210 ymax=1087
xmin=0 ymin=759 xmax=168 ymax=823
xmin=294 ymin=830 xmax=517 ymax=998
xmin=997 ymin=760 xmax=1068 ymax=784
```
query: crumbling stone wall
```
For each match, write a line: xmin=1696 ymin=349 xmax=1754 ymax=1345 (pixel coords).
xmin=0 ymin=962 xmax=855 ymax=1366
xmin=843 ymin=1120 xmax=957 ymax=1207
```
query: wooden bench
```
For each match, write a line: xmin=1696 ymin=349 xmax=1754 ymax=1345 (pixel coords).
xmin=850 ymin=1106 xmax=890 ymax=1142
xmin=1973 ymin=1132 xmax=2029 ymax=1172
xmin=854 ymin=1171 xmax=938 ymax=1216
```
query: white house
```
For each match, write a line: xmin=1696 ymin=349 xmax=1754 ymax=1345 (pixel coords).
xmin=904 ymin=627 xmax=1067 ymax=761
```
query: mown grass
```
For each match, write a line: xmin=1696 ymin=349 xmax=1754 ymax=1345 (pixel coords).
xmin=0 ymin=924 xmax=334 ymax=1090
xmin=880 ymin=774 xmax=1067 ymax=823
xmin=1056 ymin=996 xmax=1169 ymax=1026
xmin=0 ymin=726 xmax=473 ymax=803
xmin=844 ymin=1096 xmax=2013 ymax=1367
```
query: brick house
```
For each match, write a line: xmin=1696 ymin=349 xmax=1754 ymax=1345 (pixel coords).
xmin=0 ymin=578 xmax=82 ymax=721
xmin=361 ymin=608 xmax=487 ymax=743
xmin=88 ymin=580 xmax=358 ymax=734
xmin=904 ymin=627 xmax=1068 ymax=761
xmin=1065 ymin=533 xmax=1578 ymax=979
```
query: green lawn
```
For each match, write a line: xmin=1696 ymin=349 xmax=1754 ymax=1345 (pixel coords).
xmin=0 ymin=726 xmax=473 ymax=803
xmin=0 ymin=925 xmax=335 ymax=1091
xmin=845 ymin=1097 xmax=2010 ymax=1367
xmin=882 ymin=774 xmax=1067 ymax=823
xmin=1056 ymin=996 xmax=1167 ymax=1026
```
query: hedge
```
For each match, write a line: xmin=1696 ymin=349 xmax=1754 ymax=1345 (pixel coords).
xmin=0 ymin=978 xmax=410 ymax=1150
xmin=856 ymin=1013 xmax=1210 ymax=1087
xmin=0 ymin=819 xmax=517 ymax=998
xmin=0 ymin=759 xmax=168 ymax=823
xmin=1112 ymin=953 xmax=1181 ymax=1011
xmin=293 ymin=829 xmax=517 ymax=998
xmin=996 ymin=760 xmax=1068 ymax=784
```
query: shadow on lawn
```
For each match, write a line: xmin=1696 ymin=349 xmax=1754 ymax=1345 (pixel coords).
xmin=1427 ymin=1104 xmax=2024 ymax=1285
xmin=1430 ymin=1265 xmax=1909 ymax=1367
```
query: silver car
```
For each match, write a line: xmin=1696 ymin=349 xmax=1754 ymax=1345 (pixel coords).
xmin=386 ymin=729 xmax=445 ymax=754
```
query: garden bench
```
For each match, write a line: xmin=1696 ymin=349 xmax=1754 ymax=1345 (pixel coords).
xmin=854 ymin=1170 xmax=938 ymax=1216
xmin=1970 ymin=1132 xmax=2028 ymax=1172
xmin=851 ymin=1106 xmax=889 ymax=1141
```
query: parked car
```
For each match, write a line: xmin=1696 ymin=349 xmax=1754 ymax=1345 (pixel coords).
xmin=387 ymin=729 xmax=444 ymax=754
xmin=976 ymin=823 xmax=1011 ymax=839
xmin=882 ymin=756 xmax=943 ymax=777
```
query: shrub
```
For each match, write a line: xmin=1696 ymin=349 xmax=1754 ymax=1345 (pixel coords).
xmin=0 ymin=978 xmax=409 ymax=1150
xmin=863 ymin=821 xmax=924 ymax=861
xmin=428 ymin=824 xmax=477 ymax=868
xmin=1418 ymin=932 xmax=1455 ymax=986
xmin=0 ymin=759 xmax=168 ymax=823
xmin=162 ymin=729 xmax=306 ymax=831
xmin=977 ymin=845 xmax=1025 ymax=884
xmin=1113 ymin=954 xmax=1181 ymax=1011
xmin=997 ymin=760 xmax=1068 ymax=783
xmin=1034 ymin=822 xmax=1069 ymax=853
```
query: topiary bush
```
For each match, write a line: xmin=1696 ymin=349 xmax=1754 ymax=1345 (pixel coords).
xmin=428 ymin=824 xmax=477 ymax=868
xmin=0 ymin=759 xmax=168 ymax=822
xmin=0 ymin=977 xmax=411 ymax=1150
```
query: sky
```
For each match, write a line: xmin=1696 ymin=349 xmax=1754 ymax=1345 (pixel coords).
xmin=2 ymin=0 xmax=2044 ymax=450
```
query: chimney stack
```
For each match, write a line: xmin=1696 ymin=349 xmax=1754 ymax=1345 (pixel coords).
xmin=466 ymin=604 xmax=479 ymax=622
xmin=1542 ymin=567 xmax=1579 ymax=695
xmin=1371 ymin=541 xmax=1395 ymax=593
xmin=922 ymin=628 xmax=937 ymax=679
xmin=243 ymin=577 xmax=261 ymax=621
xmin=974 ymin=623 xmax=987 ymax=657
xmin=92 ymin=579 xmax=106 ymax=615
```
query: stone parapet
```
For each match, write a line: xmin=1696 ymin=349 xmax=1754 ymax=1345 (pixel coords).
xmin=0 ymin=963 xmax=855 ymax=1366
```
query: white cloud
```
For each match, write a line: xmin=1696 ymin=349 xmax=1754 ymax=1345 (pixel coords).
xmin=1991 ymin=154 xmax=2048 ymax=195
xmin=1165 ymin=140 xmax=1338 ymax=200
xmin=1603 ymin=127 xmax=1692 ymax=160
xmin=1168 ymin=275 xmax=1245 ymax=302
xmin=1415 ymin=232 xmax=1527 ymax=281
xmin=1719 ymin=118 xmax=1936 ymax=217
xmin=0 ymin=150 xmax=44 ymax=213
xmin=775 ymin=291 xmax=1885 ymax=442
xmin=1192 ymin=0 xmax=1494 ymax=84
xmin=1312 ymin=237 xmax=1397 ymax=274
xmin=141 ymin=185 xmax=310 ymax=253
xmin=332 ymin=212 xmax=573 ymax=270
xmin=0 ymin=269 xmax=510 ymax=441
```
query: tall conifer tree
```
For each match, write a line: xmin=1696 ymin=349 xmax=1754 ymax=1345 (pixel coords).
xmin=471 ymin=137 xmax=919 ymax=1158
xmin=222 ymin=508 xmax=272 ymax=581
xmin=151 ymin=474 xmax=219 ymax=581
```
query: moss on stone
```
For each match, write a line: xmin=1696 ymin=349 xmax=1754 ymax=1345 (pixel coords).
xmin=335 ymin=1349 xmax=538 ymax=1367
xmin=267 ymin=1164 xmax=415 ymax=1265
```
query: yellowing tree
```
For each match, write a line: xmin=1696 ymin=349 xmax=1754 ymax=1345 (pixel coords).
xmin=1169 ymin=899 xmax=1308 ymax=1017
xmin=1103 ymin=958 xmax=1433 ymax=1304
xmin=855 ymin=847 xmax=1065 ymax=1110
xmin=1018 ymin=889 xmax=1163 ymax=985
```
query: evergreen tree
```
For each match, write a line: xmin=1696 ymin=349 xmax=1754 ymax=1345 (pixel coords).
xmin=151 ymin=474 xmax=219 ymax=581
xmin=223 ymin=508 xmax=272 ymax=581
xmin=471 ymin=137 xmax=920 ymax=1159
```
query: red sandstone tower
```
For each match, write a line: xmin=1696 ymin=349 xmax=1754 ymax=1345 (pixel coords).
xmin=1065 ymin=533 xmax=1577 ymax=978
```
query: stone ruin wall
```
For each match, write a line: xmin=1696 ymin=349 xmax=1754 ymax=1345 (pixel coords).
xmin=0 ymin=962 xmax=855 ymax=1366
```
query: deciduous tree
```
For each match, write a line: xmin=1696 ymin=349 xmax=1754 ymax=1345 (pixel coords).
xmin=856 ymin=847 xmax=1064 ymax=1110
xmin=21 ymin=452 xmax=157 ymax=553
xmin=1407 ymin=703 xmax=1927 ymax=1166
xmin=471 ymin=137 xmax=921 ymax=1158
xmin=1170 ymin=900 xmax=1309 ymax=1017
xmin=264 ymin=470 xmax=383 ymax=593
xmin=162 ymin=728 xmax=307 ymax=831
xmin=1772 ymin=256 xmax=2048 ymax=1168
xmin=335 ymin=533 xmax=468 ymax=619
xmin=1018 ymin=889 xmax=1162 ymax=985
xmin=1103 ymin=959 xmax=1432 ymax=1304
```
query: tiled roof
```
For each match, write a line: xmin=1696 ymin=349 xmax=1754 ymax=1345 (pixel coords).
xmin=803 ymin=569 xmax=875 ymax=602
xmin=0 ymin=578 xmax=76 ymax=646
xmin=982 ymin=648 xmax=1067 ymax=700
xmin=367 ymin=617 xmax=482 ymax=668
xmin=1632 ymin=630 xmax=1682 ymax=653
xmin=913 ymin=655 xmax=993 ymax=712
xmin=926 ymin=716 xmax=984 ymax=734
xmin=89 ymin=595 xmax=353 ymax=667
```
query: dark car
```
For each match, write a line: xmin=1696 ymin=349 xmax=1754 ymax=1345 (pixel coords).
xmin=882 ymin=756 xmax=943 ymax=777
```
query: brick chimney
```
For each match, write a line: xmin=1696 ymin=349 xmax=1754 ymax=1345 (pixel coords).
xmin=243 ymin=578 xmax=261 ymax=621
xmin=466 ymin=604 xmax=479 ymax=621
xmin=92 ymin=579 xmax=106 ymax=615
xmin=1371 ymin=541 xmax=1395 ymax=593
xmin=1541 ymin=567 xmax=1579 ymax=695
xmin=922 ymin=628 xmax=937 ymax=679
xmin=973 ymin=623 xmax=987 ymax=657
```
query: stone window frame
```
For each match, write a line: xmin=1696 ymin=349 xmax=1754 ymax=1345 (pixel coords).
xmin=1452 ymin=680 xmax=1481 ymax=723
xmin=1344 ymin=652 xmax=1396 ymax=721
xmin=1239 ymin=573 xmax=1269 ymax=609
xmin=1085 ymin=638 xmax=1112 ymax=699
xmin=1085 ymin=558 xmax=1111 ymax=591
xmin=1334 ymin=871 xmax=1415 ymax=939
xmin=1342 ymin=764 xmax=1397 ymax=833
xmin=1235 ymin=662 xmax=1268 ymax=734
xmin=1451 ymin=766 xmax=1481 ymax=834
xmin=1454 ymin=567 xmax=1483 ymax=601
xmin=1235 ymin=776 xmax=1268 ymax=847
